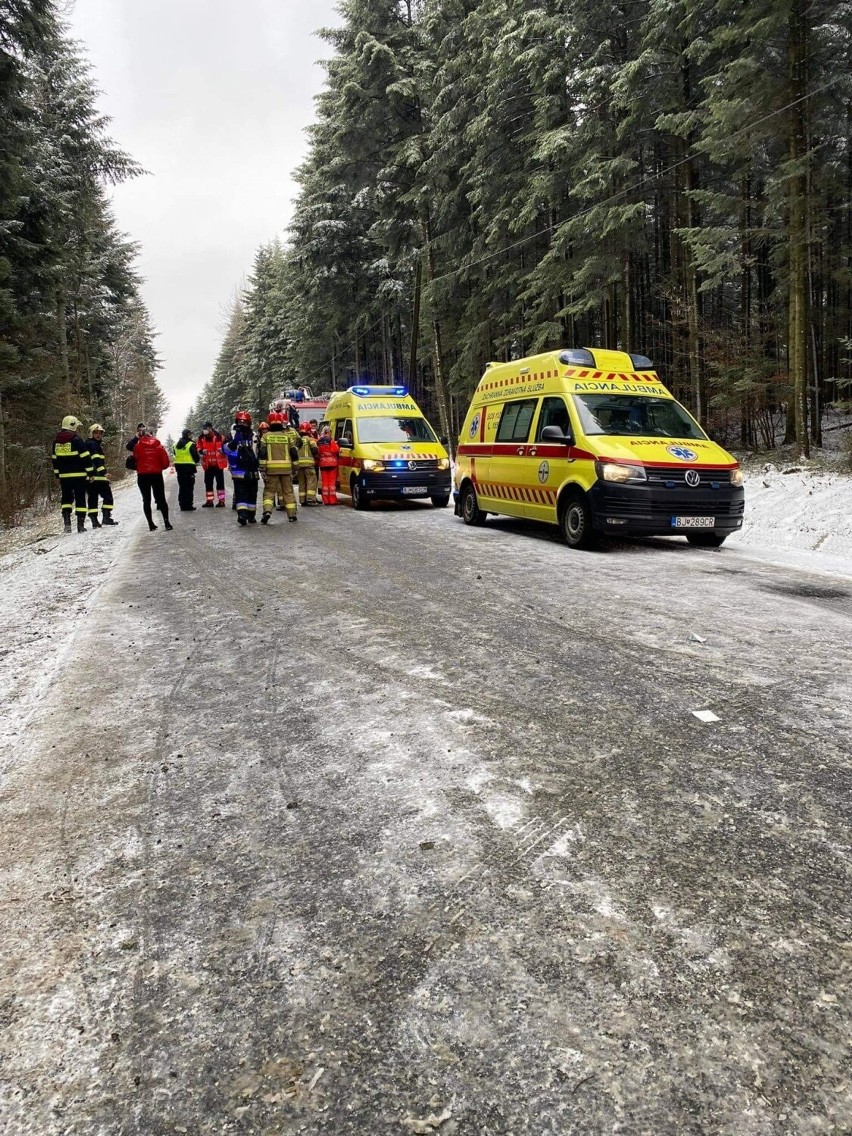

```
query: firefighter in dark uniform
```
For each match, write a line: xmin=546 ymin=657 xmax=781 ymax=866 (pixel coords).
xmin=85 ymin=423 xmax=118 ymax=527
xmin=173 ymin=428 xmax=200 ymax=510
xmin=52 ymin=415 xmax=93 ymax=532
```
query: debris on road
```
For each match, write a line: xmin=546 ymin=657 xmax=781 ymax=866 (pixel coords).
xmin=403 ymin=1105 xmax=453 ymax=1132
xmin=691 ymin=709 xmax=721 ymax=723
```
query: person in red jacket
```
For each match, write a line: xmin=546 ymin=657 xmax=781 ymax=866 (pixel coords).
xmin=317 ymin=424 xmax=340 ymax=505
xmin=196 ymin=421 xmax=228 ymax=507
xmin=134 ymin=428 xmax=173 ymax=531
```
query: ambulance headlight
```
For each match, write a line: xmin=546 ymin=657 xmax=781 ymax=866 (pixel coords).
xmin=362 ymin=460 xmax=385 ymax=472
xmin=596 ymin=462 xmax=647 ymax=483
xmin=730 ymin=467 xmax=744 ymax=486
xmin=437 ymin=457 xmax=450 ymax=470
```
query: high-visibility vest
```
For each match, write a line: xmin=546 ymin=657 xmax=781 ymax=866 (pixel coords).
xmin=173 ymin=441 xmax=197 ymax=465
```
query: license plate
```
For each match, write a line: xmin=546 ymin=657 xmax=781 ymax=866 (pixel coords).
xmin=672 ymin=516 xmax=715 ymax=528
xmin=402 ymin=486 xmax=427 ymax=495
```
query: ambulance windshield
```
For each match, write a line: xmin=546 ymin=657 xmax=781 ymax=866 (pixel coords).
xmin=357 ymin=417 xmax=437 ymax=443
xmin=572 ymin=395 xmax=706 ymax=439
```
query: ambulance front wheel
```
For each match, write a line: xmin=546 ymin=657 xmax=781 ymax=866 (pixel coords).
xmin=460 ymin=482 xmax=486 ymax=526
xmin=351 ymin=475 xmax=369 ymax=510
xmin=560 ymin=491 xmax=595 ymax=550
xmin=431 ymin=494 xmax=450 ymax=508
xmin=685 ymin=531 xmax=727 ymax=548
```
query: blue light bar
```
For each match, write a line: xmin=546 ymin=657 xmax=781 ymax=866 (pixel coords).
xmin=350 ymin=385 xmax=408 ymax=397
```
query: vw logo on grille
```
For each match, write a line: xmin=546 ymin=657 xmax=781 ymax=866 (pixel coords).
xmin=408 ymin=460 xmax=418 ymax=470
xmin=685 ymin=469 xmax=701 ymax=488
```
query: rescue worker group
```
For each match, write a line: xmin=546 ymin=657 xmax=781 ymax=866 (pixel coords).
xmin=50 ymin=405 xmax=340 ymax=533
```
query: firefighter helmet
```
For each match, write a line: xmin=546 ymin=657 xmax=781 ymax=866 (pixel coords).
xmin=89 ymin=423 xmax=104 ymax=434
xmin=62 ymin=415 xmax=81 ymax=431
xmin=258 ymin=420 xmax=269 ymax=432
xmin=300 ymin=422 xmax=312 ymax=433
xmin=267 ymin=411 xmax=285 ymax=426
xmin=234 ymin=410 xmax=252 ymax=426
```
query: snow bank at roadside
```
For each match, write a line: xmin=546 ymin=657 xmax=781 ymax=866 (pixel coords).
xmin=728 ymin=464 xmax=852 ymax=579
xmin=0 ymin=480 xmax=144 ymax=756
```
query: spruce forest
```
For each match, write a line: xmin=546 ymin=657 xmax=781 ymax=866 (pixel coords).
xmin=0 ymin=1 xmax=163 ymax=524
xmin=193 ymin=0 xmax=852 ymax=461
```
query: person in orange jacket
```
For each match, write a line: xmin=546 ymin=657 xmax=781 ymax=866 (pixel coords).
xmin=317 ymin=424 xmax=340 ymax=505
xmin=196 ymin=421 xmax=228 ymax=507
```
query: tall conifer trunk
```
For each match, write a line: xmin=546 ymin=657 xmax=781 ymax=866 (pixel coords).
xmin=420 ymin=209 xmax=452 ymax=455
xmin=788 ymin=0 xmax=809 ymax=457
xmin=56 ymin=288 xmax=71 ymax=405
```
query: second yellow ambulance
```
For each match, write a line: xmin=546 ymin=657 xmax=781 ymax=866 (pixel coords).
xmin=323 ymin=385 xmax=452 ymax=509
xmin=453 ymin=348 xmax=744 ymax=549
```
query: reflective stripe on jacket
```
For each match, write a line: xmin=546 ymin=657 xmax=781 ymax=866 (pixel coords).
xmin=85 ymin=438 xmax=108 ymax=481
xmin=296 ymin=433 xmax=318 ymax=468
xmin=52 ymin=431 xmax=92 ymax=479
xmin=259 ymin=427 xmax=298 ymax=474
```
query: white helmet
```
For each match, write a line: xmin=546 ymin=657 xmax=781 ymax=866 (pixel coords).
xmin=61 ymin=415 xmax=81 ymax=431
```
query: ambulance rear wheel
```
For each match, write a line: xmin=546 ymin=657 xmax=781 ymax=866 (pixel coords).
xmin=460 ymin=483 xmax=486 ymax=526
xmin=560 ymin=491 xmax=595 ymax=550
xmin=351 ymin=475 xmax=369 ymax=510
xmin=686 ymin=532 xmax=727 ymax=548
xmin=431 ymin=494 xmax=450 ymax=508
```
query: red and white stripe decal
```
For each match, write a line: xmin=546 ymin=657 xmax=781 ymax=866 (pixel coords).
xmin=476 ymin=481 xmax=558 ymax=506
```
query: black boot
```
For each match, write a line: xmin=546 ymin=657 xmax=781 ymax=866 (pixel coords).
xmin=91 ymin=516 xmax=102 ymax=528
xmin=102 ymin=516 xmax=118 ymax=525
xmin=77 ymin=516 xmax=86 ymax=533
xmin=63 ymin=517 xmax=72 ymax=534
xmin=238 ymin=515 xmax=247 ymax=526
xmin=261 ymin=512 xmax=271 ymax=524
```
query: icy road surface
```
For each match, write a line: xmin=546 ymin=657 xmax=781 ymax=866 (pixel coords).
xmin=1 ymin=485 xmax=851 ymax=1135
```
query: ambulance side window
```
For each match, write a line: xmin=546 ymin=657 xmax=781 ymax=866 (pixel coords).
xmin=334 ymin=418 xmax=352 ymax=442
xmin=536 ymin=397 xmax=571 ymax=441
xmin=495 ymin=399 xmax=536 ymax=443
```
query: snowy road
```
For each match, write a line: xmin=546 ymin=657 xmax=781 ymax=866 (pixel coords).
xmin=1 ymin=482 xmax=851 ymax=1135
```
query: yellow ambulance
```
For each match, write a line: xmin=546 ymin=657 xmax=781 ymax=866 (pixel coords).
xmin=453 ymin=348 xmax=744 ymax=548
xmin=323 ymin=385 xmax=452 ymax=510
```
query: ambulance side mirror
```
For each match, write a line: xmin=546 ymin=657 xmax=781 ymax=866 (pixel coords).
xmin=439 ymin=434 xmax=449 ymax=446
xmin=339 ymin=436 xmax=353 ymax=448
xmin=540 ymin=425 xmax=573 ymax=444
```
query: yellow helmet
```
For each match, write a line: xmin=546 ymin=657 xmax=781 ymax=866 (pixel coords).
xmin=61 ymin=415 xmax=81 ymax=431
xmin=89 ymin=423 xmax=104 ymax=434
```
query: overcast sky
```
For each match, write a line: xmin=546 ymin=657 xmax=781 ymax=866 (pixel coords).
xmin=66 ymin=0 xmax=341 ymax=439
